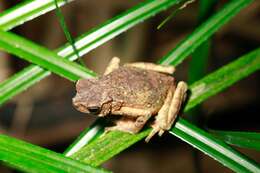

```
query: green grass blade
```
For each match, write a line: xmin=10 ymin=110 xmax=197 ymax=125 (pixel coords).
xmin=69 ymin=48 xmax=260 ymax=172
xmin=0 ymin=30 xmax=95 ymax=81
xmin=0 ymin=0 xmax=182 ymax=105
xmin=171 ymin=119 xmax=260 ymax=173
xmin=0 ymin=65 xmax=50 ymax=105
xmin=157 ymin=0 xmax=195 ymax=30
xmin=54 ymin=0 xmax=84 ymax=66
xmin=209 ymin=130 xmax=260 ymax=151
xmin=159 ymin=0 xmax=253 ymax=66
xmin=186 ymin=0 xmax=217 ymax=125
xmin=0 ymin=135 xmax=110 ymax=173
xmin=185 ymin=48 xmax=260 ymax=111
xmin=0 ymin=0 xmax=74 ymax=31
xmin=188 ymin=0 xmax=217 ymax=84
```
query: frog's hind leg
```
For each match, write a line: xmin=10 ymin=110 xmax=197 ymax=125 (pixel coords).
xmin=145 ymin=81 xmax=187 ymax=142
xmin=166 ymin=81 xmax=187 ymax=128
xmin=124 ymin=62 xmax=175 ymax=74
xmin=158 ymin=81 xmax=188 ymax=136
xmin=104 ymin=57 xmax=120 ymax=75
xmin=145 ymin=85 xmax=174 ymax=142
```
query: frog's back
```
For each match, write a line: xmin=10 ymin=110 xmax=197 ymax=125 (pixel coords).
xmin=100 ymin=66 xmax=174 ymax=113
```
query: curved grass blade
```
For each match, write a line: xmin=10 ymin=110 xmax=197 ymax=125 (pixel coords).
xmin=0 ymin=30 xmax=95 ymax=81
xmin=186 ymin=0 xmax=217 ymax=124
xmin=0 ymin=0 xmax=183 ymax=105
xmin=65 ymin=0 xmax=254 ymax=157
xmin=185 ymin=48 xmax=260 ymax=111
xmin=188 ymin=0 xmax=217 ymax=85
xmin=157 ymin=0 xmax=195 ymax=30
xmin=187 ymin=1 xmax=217 ymax=171
xmin=0 ymin=135 xmax=110 ymax=173
xmin=170 ymin=119 xmax=260 ymax=173
xmin=54 ymin=0 xmax=84 ymax=66
xmin=209 ymin=130 xmax=260 ymax=151
xmin=0 ymin=0 xmax=74 ymax=31
xmin=158 ymin=0 xmax=253 ymax=66
xmin=69 ymin=48 xmax=260 ymax=172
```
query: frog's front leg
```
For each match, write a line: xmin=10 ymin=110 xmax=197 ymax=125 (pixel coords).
xmin=104 ymin=57 xmax=120 ymax=75
xmin=106 ymin=108 xmax=152 ymax=134
xmin=124 ymin=62 xmax=175 ymax=74
xmin=105 ymin=115 xmax=151 ymax=134
xmin=145 ymin=81 xmax=187 ymax=142
xmin=105 ymin=117 xmax=139 ymax=134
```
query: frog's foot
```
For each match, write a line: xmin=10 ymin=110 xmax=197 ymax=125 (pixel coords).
xmin=124 ymin=62 xmax=175 ymax=74
xmin=145 ymin=124 xmax=162 ymax=142
xmin=145 ymin=81 xmax=188 ymax=142
xmin=104 ymin=57 xmax=120 ymax=75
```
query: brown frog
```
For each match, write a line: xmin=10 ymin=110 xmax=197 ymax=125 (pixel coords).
xmin=72 ymin=57 xmax=188 ymax=142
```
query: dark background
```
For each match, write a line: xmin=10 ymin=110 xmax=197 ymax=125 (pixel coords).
xmin=0 ymin=0 xmax=259 ymax=172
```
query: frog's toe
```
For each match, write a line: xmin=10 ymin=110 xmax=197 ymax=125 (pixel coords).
xmin=145 ymin=125 xmax=162 ymax=142
xmin=158 ymin=129 xmax=165 ymax=136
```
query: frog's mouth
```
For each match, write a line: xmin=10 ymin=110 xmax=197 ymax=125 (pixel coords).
xmin=72 ymin=96 xmax=90 ymax=113
xmin=73 ymin=103 xmax=90 ymax=114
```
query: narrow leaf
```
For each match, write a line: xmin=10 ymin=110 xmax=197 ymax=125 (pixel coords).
xmin=188 ymin=0 xmax=217 ymax=84
xmin=209 ymin=130 xmax=260 ymax=151
xmin=0 ymin=30 xmax=95 ymax=81
xmin=0 ymin=30 xmax=94 ymax=81
xmin=0 ymin=0 xmax=74 ymax=31
xmin=186 ymin=0 xmax=217 ymax=124
xmin=171 ymin=119 xmax=260 ymax=173
xmin=157 ymin=0 xmax=195 ymax=29
xmin=54 ymin=0 xmax=84 ymax=65
xmin=0 ymin=135 xmax=110 ymax=173
xmin=186 ymin=48 xmax=260 ymax=111
xmin=158 ymin=0 xmax=253 ymax=66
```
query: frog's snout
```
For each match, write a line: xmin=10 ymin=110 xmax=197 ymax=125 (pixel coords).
xmin=72 ymin=97 xmax=89 ymax=113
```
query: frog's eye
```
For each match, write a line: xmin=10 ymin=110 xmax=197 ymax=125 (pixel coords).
xmin=87 ymin=106 xmax=100 ymax=115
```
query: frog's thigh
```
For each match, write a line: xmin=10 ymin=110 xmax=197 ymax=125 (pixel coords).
xmin=104 ymin=57 xmax=120 ymax=75
xmin=166 ymin=81 xmax=188 ymax=130
xmin=124 ymin=62 xmax=175 ymax=74
xmin=145 ymin=85 xmax=174 ymax=142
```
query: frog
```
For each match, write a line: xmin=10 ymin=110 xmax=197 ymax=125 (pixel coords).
xmin=72 ymin=57 xmax=188 ymax=142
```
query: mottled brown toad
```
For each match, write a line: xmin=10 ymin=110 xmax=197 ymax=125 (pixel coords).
xmin=73 ymin=57 xmax=187 ymax=142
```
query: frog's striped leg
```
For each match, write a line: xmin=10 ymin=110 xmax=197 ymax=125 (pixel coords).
xmin=104 ymin=57 xmax=120 ymax=75
xmin=124 ymin=62 xmax=175 ymax=74
xmin=145 ymin=85 xmax=174 ymax=142
xmin=159 ymin=81 xmax=188 ymax=136
xmin=145 ymin=81 xmax=187 ymax=142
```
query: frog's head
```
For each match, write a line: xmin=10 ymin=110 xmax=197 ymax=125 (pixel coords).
xmin=72 ymin=78 xmax=112 ymax=116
